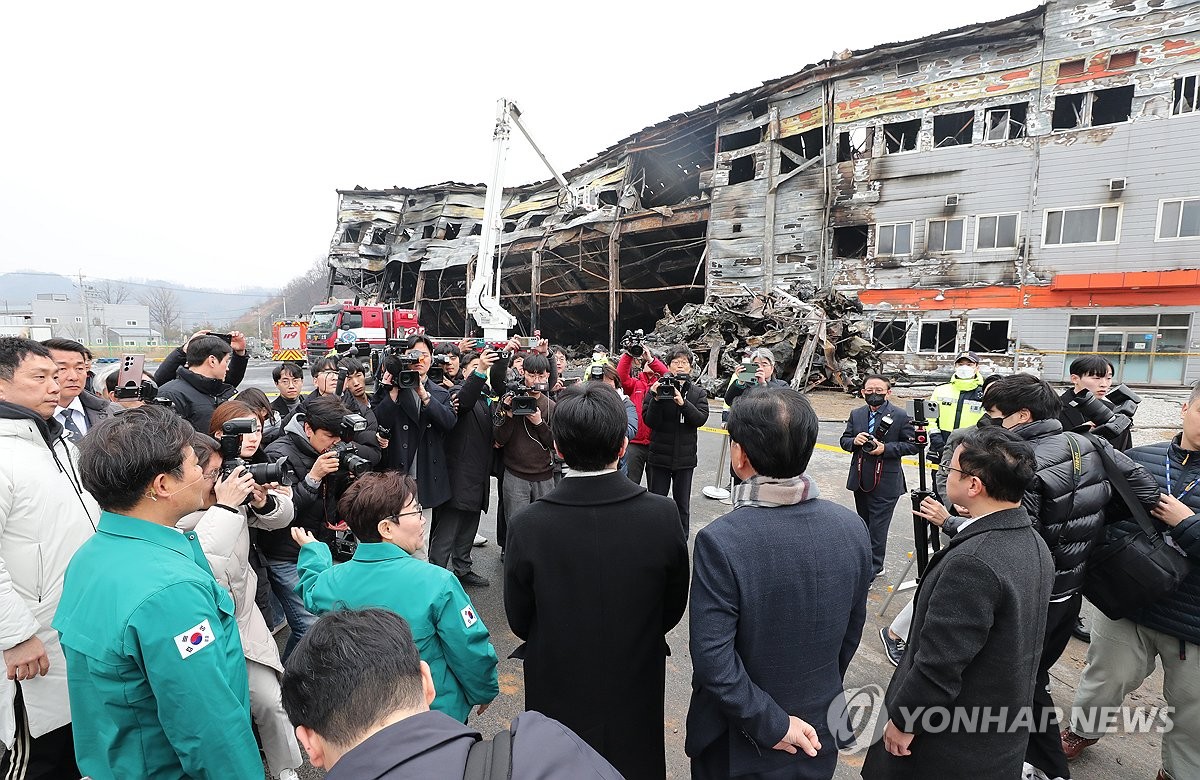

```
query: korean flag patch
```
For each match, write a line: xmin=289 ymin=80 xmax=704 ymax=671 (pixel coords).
xmin=175 ymin=620 xmax=216 ymax=659
xmin=460 ymin=605 xmax=477 ymax=628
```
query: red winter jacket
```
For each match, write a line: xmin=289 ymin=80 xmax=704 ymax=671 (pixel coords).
xmin=617 ymin=352 xmax=669 ymax=446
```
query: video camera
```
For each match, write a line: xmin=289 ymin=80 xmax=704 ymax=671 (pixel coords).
xmin=656 ymin=374 xmax=687 ymax=401
xmin=1066 ymin=384 xmax=1141 ymax=442
xmin=588 ymin=364 xmax=605 ymax=381
xmin=217 ymin=418 xmax=291 ymax=498
xmin=332 ymin=414 xmax=371 ymax=476
xmin=381 ymin=341 xmax=422 ymax=389
xmin=621 ymin=329 xmax=646 ymax=358
xmin=428 ymin=353 xmax=452 ymax=384
xmin=506 ymin=381 xmax=548 ymax=416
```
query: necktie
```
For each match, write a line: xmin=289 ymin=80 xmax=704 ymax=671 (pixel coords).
xmin=867 ymin=411 xmax=877 ymax=435
xmin=61 ymin=409 xmax=84 ymax=443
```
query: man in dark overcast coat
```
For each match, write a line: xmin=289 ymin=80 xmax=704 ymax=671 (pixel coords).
xmin=504 ymin=382 xmax=689 ymax=780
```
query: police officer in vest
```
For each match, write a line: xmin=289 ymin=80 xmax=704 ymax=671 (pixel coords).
xmin=54 ymin=406 xmax=262 ymax=779
xmin=928 ymin=351 xmax=986 ymax=459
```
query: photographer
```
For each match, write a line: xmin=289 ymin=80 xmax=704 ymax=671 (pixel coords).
xmin=234 ymin=387 xmax=283 ymax=448
xmin=492 ymin=348 xmax=556 ymax=524
xmin=153 ymin=329 xmax=249 ymax=390
xmin=840 ymin=374 xmax=917 ymax=578
xmin=617 ymin=339 xmax=670 ymax=485
xmin=372 ymin=334 xmax=457 ymax=558
xmin=259 ymin=395 xmax=360 ymax=658
xmin=431 ymin=347 xmax=498 ymax=587
xmin=432 ymin=341 xmax=463 ymax=389
xmin=292 ymin=472 xmax=499 ymax=724
xmin=723 ymin=347 xmax=788 ymax=409
xmin=157 ymin=334 xmax=245 ymax=434
xmin=180 ymin=426 xmax=303 ymax=780
xmin=589 ymin=362 xmax=639 ymax=476
xmin=641 ymin=345 xmax=709 ymax=538
xmin=1059 ymin=355 xmax=1134 ymax=451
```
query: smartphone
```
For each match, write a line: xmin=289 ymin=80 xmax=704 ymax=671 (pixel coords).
xmin=113 ymin=354 xmax=146 ymax=399
xmin=210 ymin=332 xmax=234 ymax=344
xmin=736 ymin=361 xmax=757 ymax=383
xmin=521 ymin=336 xmax=540 ymax=349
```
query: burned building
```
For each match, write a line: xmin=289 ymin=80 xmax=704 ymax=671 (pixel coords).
xmin=328 ymin=0 xmax=1200 ymax=386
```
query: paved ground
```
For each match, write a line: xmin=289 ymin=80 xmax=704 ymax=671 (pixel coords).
xmin=234 ymin=364 xmax=1175 ymax=779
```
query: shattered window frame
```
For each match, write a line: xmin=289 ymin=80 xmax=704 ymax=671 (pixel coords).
xmin=1155 ymin=197 xmax=1200 ymax=241
xmin=1043 ymin=205 xmax=1122 ymax=246
xmin=876 ymin=221 xmax=914 ymax=256
xmin=872 ymin=319 xmax=909 ymax=352
xmin=975 ymin=213 xmax=1020 ymax=251
xmin=932 ymin=111 xmax=975 ymax=148
xmin=882 ymin=118 xmax=921 ymax=154
xmin=983 ymin=104 xmax=1028 ymax=142
xmin=967 ymin=319 xmax=1011 ymax=355
xmin=926 ymin=217 xmax=966 ymax=253
xmin=918 ymin=320 xmax=958 ymax=354
xmin=1172 ymin=75 xmax=1199 ymax=116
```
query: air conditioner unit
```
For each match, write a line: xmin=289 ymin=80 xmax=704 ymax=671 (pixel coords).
xmin=945 ymin=194 xmax=960 ymax=207
xmin=1109 ymin=178 xmax=1127 ymax=193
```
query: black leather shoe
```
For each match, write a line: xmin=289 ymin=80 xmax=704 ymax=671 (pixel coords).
xmin=457 ymin=571 xmax=490 ymax=587
xmin=879 ymin=626 xmax=906 ymax=667
xmin=1072 ymin=616 xmax=1091 ymax=643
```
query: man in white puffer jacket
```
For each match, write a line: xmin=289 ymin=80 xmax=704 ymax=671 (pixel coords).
xmin=0 ymin=338 xmax=98 ymax=778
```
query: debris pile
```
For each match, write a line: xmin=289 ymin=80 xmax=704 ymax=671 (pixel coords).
xmin=639 ymin=282 xmax=884 ymax=395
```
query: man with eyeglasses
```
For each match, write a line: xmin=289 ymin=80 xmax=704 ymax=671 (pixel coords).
xmin=41 ymin=338 xmax=122 ymax=443
xmin=271 ymin=363 xmax=305 ymax=421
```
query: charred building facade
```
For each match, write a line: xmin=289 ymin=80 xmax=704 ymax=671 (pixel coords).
xmin=328 ymin=0 xmax=1200 ymax=385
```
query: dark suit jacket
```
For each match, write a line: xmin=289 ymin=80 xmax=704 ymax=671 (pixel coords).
xmin=444 ymin=372 xmax=494 ymax=513
xmin=504 ymin=472 xmax=690 ymax=780
xmin=372 ymin=378 xmax=456 ymax=509
xmin=77 ymin=390 xmax=122 ymax=431
xmin=686 ymin=497 xmax=872 ymax=778
xmin=840 ymin=401 xmax=917 ymax=495
xmin=861 ymin=506 xmax=1054 ymax=780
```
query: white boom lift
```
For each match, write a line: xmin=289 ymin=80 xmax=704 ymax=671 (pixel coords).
xmin=466 ymin=98 xmax=587 ymax=342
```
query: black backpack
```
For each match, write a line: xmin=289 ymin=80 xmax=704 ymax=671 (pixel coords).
xmin=463 ymin=726 xmax=513 ymax=780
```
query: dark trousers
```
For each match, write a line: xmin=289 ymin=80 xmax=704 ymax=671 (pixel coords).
xmin=0 ymin=684 xmax=79 ymax=780
xmin=1026 ymin=593 xmax=1083 ymax=779
xmin=692 ymin=732 xmax=836 ymax=780
xmin=647 ymin=465 xmax=694 ymax=538
xmin=625 ymin=443 xmax=650 ymax=485
xmin=495 ymin=473 xmax=507 ymax=549
xmin=853 ymin=489 xmax=902 ymax=575
xmin=430 ymin=505 xmax=481 ymax=576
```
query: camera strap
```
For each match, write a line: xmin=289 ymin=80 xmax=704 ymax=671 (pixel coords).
xmin=1165 ymin=455 xmax=1199 ymax=502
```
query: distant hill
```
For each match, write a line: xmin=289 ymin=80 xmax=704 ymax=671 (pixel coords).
xmin=0 ymin=271 xmax=276 ymax=327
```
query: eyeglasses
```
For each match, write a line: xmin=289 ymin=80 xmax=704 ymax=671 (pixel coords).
xmin=384 ymin=506 xmax=423 ymax=522
xmin=941 ymin=465 xmax=978 ymax=480
xmin=202 ymin=468 xmax=221 ymax=482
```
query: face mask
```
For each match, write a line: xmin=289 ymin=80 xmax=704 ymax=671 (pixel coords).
xmin=955 ymin=366 xmax=977 ymax=380
xmin=977 ymin=414 xmax=1002 ymax=428
xmin=864 ymin=393 xmax=886 ymax=407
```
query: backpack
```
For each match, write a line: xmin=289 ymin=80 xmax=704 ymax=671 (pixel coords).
xmin=462 ymin=726 xmax=513 ymax=780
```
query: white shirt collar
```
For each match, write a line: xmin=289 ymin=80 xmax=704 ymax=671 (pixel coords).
xmin=563 ymin=468 xmax=618 ymax=478
xmin=954 ymin=509 xmax=994 ymax=534
xmin=57 ymin=396 xmax=86 ymax=417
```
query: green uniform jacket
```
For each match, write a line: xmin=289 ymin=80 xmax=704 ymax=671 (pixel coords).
xmin=53 ymin=512 xmax=259 ymax=780
xmin=296 ymin=542 xmax=499 ymax=722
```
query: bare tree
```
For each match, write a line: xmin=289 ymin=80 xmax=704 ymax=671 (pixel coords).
xmin=93 ymin=280 xmax=131 ymax=305
xmin=140 ymin=287 xmax=181 ymax=341
xmin=280 ymin=257 xmax=331 ymax=316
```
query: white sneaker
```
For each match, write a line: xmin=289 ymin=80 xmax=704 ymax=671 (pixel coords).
xmin=278 ymin=769 xmax=300 ymax=780
xmin=473 ymin=534 xmax=489 ymax=547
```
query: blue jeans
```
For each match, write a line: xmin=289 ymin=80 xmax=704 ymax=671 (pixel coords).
xmin=262 ymin=555 xmax=317 ymax=661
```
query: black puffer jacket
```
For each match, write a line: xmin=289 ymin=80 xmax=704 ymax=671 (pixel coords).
xmin=1015 ymin=419 xmax=1160 ymax=599
xmin=641 ymin=378 xmax=709 ymax=471
xmin=156 ymin=367 xmax=238 ymax=434
xmin=1115 ymin=437 xmax=1200 ymax=646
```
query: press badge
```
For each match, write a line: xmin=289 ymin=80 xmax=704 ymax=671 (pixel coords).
xmin=175 ymin=620 xmax=216 ymax=659
xmin=461 ymin=605 xmax=478 ymax=628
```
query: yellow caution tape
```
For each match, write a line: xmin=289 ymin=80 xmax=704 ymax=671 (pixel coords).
xmin=701 ymin=425 xmax=938 ymax=469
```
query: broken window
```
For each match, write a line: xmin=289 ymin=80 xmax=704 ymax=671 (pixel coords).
xmin=1058 ymin=59 xmax=1086 ymax=78
xmin=1044 ymin=205 xmax=1121 ymax=245
xmin=976 ymin=213 xmax=1020 ymax=250
xmin=933 ymin=111 xmax=974 ymax=147
xmin=873 ymin=320 xmax=908 ymax=352
xmin=876 ymin=222 xmax=914 ymax=256
xmin=728 ymin=154 xmax=756 ymax=185
xmin=1108 ymin=50 xmax=1137 ymax=70
xmin=919 ymin=321 xmax=958 ymax=353
xmin=837 ymin=127 xmax=872 ymax=162
xmin=968 ymin=320 xmax=1010 ymax=354
xmin=779 ymin=128 xmax=824 ymax=173
xmin=468 ymin=223 xmax=482 ymax=236
xmin=443 ymin=222 xmax=461 ymax=240
xmin=897 ymin=58 xmax=920 ymax=77
xmin=1172 ymin=75 xmax=1198 ymax=115
xmin=502 ymin=221 xmax=517 ymax=233
xmin=341 ymin=224 xmax=364 ymax=244
xmin=422 ymin=225 xmax=435 ymax=240
xmin=983 ymin=103 xmax=1028 ymax=141
xmin=883 ymin=118 xmax=921 ymax=153
xmin=718 ymin=127 xmax=763 ymax=153
xmin=927 ymin=218 xmax=965 ymax=252
xmin=370 ymin=226 xmax=392 ymax=245
xmin=1158 ymin=198 xmax=1200 ymax=240
xmin=833 ymin=225 xmax=869 ymax=258
xmin=732 ymin=223 xmax=742 ymax=233
xmin=1052 ymin=93 xmax=1087 ymax=130
xmin=526 ymin=213 xmax=548 ymax=228
xmin=598 ymin=190 xmax=619 ymax=207
xmin=1092 ymin=85 xmax=1134 ymax=126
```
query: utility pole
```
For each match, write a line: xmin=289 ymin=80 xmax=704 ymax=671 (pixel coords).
xmin=77 ymin=271 xmax=92 ymax=346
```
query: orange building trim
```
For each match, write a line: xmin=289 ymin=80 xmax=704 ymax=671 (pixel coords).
xmin=858 ymin=274 xmax=1200 ymax=310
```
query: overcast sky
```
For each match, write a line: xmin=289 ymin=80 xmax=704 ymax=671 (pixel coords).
xmin=0 ymin=0 xmax=1038 ymax=293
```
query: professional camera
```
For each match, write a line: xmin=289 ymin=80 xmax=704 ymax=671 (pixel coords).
xmin=331 ymin=414 xmax=371 ymax=476
xmin=656 ymin=374 xmax=687 ymax=401
xmin=621 ymin=329 xmax=646 ymax=357
xmin=428 ymin=353 xmax=452 ymax=384
xmin=863 ymin=414 xmax=895 ymax=451
xmin=507 ymin=381 xmax=548 ymax=416
xmin=217 ymin=417 xmax=291 ymax=496
xmin=587 ymin=364 xmax=605 ymax=381
xmin=381 ymin=342 xmax=422 ymax=390
xmin=1066 ymin=385 xmax=1141 ymax=442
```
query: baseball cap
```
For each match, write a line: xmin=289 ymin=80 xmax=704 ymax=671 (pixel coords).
xmin=954 ymin=351 xmax=980 ymax=364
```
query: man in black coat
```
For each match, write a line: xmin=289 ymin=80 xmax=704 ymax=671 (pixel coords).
xmin=862 ymin=427 xmax=1054 ymax=780
xmin=156 ymin=334 xmax=244 ymax=434
xmin=430 ymin=349 xmax=497 ymax=587
xmin=688 ymin=386 xmax=872 ymax=780
xmin=840 ymin=374 xmax=917 ymax=577
xmin=152 ymin=329 xmax=249 ymax=389
xmin=641 ymin=344 xmax=709 ymax=538
xmin=505 ymin=382 xmax=689 ymax=780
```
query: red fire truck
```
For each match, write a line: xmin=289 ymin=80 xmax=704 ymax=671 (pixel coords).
xmin=306 ymin=301 xmax=422 ymax=372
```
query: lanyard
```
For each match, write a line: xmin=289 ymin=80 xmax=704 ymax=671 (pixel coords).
xmin=1165 ymin=454 xmax=1199 ymax=501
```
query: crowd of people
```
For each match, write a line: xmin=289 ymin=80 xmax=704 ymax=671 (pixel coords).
xmin=0 ymin=330 xmax=1196 ymax=780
